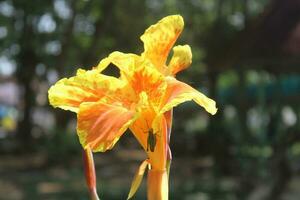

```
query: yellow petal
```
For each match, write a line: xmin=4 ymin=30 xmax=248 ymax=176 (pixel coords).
xmin=77 ymin=101 xmax=136 ymax=152
xmin=141 ymin=15 xmax=184 ymax=71
xmin=168 ymin=45 xmax=192 ymax=75
xmin=48 ymin=69 xmax=123 ymax=113
xmin=127 ymin=159 xmax=149 ymax=200
xmin=96 ymin=51 xmax=139 ymax=77
xmin=160 ymin=77 xmax=217 ymax=115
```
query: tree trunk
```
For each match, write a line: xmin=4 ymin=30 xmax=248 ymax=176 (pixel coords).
xmin=16 ymin=17 xmax=37 ymax=151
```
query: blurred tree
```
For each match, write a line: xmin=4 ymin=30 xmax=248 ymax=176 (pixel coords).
xmin=12 ymin=1 xmax=52 ymax=149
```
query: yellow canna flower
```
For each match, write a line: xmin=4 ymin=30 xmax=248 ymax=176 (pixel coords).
xmin=48 ymin=15 xmax=217 ymax=200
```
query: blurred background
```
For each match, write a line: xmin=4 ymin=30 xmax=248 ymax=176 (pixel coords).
xmin=0 ymin=0 xmax=299 ymax=199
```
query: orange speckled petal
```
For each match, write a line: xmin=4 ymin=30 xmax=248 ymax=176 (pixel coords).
xmin=141 ymin=15 xmax=184 ymax=71
xmin=77 ymin=101 xmax=136 ymax=152
xmin=168 ymin=45 xmax=192 ymax=75
xmin=129 ymin=62 xmax=166 ymax=104
xmin=160 ymin=77 xmax=217 ymax=115
xmin=48 ymin=69 xmax=124 ymax=113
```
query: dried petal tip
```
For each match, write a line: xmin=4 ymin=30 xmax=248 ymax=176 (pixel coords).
xmin=127 ymin=160 xmax=149 ymax=199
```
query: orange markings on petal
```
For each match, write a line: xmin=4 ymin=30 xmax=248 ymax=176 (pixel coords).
xmin=129 ymin=63 xmax=166 ymax=105
xmin=77 ymin=101 xmax=136 ymax=152
xmin=160 ymin=77 xmax=217 ymax=115
xmin=141 ymin=15 xmax=184 ymax=72
xmin=48 ymin=69 xmax=124 ymax=113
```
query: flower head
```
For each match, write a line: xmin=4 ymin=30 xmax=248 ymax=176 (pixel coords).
xmin=48 ymin=15 xmax=217 ymax=199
